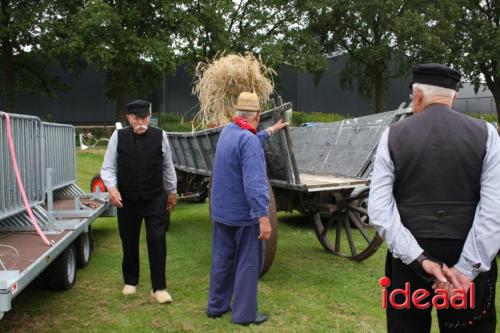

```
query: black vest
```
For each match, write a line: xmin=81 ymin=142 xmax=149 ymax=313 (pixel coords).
xmin=117 ymin=126 xmax=164 ymax=200
xmin=388 ymin=104 xmax=487 ymax=239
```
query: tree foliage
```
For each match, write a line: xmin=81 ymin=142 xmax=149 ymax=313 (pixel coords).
xmin=176 ymin=0 xmax=326 ymax=78
xmin=308 ymin=0 xmax=416 ymax=113
xmin=67 ymin=0 xmax=181 ymax=120
xmin=2 ymin=0 xmax=499 ymax=119
xmin=390 ymin=0 xmax=500 ymax=119
xmin=0 ymin=0 xmax=78 ymax=112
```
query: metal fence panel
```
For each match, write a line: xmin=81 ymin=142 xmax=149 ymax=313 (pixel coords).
xmin=0 ymin=113 xmax=45 ymax=220
xmin=42 ymin=123 xmax=76 ymax=190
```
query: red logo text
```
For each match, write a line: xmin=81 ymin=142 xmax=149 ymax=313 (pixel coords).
xmin=379 ymin=276 xmax=475 ymax=310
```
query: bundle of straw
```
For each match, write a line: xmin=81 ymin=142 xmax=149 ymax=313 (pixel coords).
xmin=192 ymin=52 xmax=275 ymax=130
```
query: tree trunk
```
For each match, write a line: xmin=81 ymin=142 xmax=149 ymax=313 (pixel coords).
xmin=1 ymin=37 xmax=16 ymax=113
xmin=488 ymin=81 xmax=500 ymax=123
xmin=374 ymin=73 xmax=385 ymax=114
xmin=115 ymin=87 xmax=129 ymax=122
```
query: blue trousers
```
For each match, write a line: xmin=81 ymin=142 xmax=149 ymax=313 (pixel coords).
xmin=207 ymin=222 xmax=264 ymax=323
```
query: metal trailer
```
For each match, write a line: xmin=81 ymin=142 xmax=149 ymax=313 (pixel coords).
xmin=166 ymin=101 xmax=411 ymax=275
xmin=0 ymin=112 xmax=113 ymax=320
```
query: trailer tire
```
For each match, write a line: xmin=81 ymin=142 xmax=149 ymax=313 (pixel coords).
xmin=76 ymin=228 xmax=93 ymax=268
xmin=90 ymin=174 xmax=107 ymax=192
xmin=46 ymin=244 xmax=77 ymax=291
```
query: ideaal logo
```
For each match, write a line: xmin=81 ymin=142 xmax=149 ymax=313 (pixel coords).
xmin=379 ymin=276 xmax=475 ymax=309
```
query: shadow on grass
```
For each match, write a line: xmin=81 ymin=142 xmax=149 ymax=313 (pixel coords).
xmin=277 ymin=212 xmax=311 ymax=230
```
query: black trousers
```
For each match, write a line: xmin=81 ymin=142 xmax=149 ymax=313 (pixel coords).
xmin=117 ymin=192 xmax=168 ymax=291
xmin=386 ymin=238 xmax=497 ymax=333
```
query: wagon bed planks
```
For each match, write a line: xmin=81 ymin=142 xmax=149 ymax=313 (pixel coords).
xmin=299 ymin=173 xmax=367 ymax=192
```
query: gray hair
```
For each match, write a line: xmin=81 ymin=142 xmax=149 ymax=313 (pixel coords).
xmin=235 ymin=110 xmax=258 ymax=120
xmin=412 ymin=83 xmax=456 ymax=101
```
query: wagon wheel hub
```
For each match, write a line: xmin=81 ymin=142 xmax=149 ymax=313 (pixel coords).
xmin=312 ymin=189 xmax=383 ymax=262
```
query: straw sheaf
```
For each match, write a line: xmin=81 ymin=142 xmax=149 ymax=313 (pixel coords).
xmin=192 ymin=53 xmax=275 ymax=131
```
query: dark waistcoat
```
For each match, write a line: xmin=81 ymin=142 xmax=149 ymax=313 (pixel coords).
xmin=388 ymin=104 xmax=487 ymax=239
xmin=117 ymin=126 xmax=164 ymax=200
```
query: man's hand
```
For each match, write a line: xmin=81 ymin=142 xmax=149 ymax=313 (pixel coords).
xmin=422 ymin=259 xmax=450 ymax=291
xmin=166 ymin=192 xmax=177 ymax=213
xmin=258 ymin=216 xmax=272 ymax=240
xmin=443 ymin=266 xmax=473 ymax=293
xmin=268 ymin=119 xmax=289 ymax=134
xmin=108 ymin=187 xmax=123 ymax=208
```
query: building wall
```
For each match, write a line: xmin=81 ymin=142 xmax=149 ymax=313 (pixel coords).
xmin=454 ymin=83 xmax=497 ymax=115
xmin=280 ymin=57 xmax=411 ymax=116
xmin=1 ymin=58 xmax=496 ymax=123
xmin=0 ymin=66 xmax=117 ymax=124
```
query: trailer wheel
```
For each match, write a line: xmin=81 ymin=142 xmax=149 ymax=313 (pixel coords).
xmin=76 ymin=228 xmax=93 ymax=268
xmin=312 ymin=189 xmax=383 ymax=262
xmin=46 ymin=244 xmax=77 ymax=291
xmin=90 ymin=174 xmax=107 ymax=192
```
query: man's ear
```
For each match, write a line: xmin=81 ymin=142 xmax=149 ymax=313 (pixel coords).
xmin=414 ymin=88 xmax=424 ymax=106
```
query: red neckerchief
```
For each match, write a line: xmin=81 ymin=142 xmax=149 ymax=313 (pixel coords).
xmin=233 ymin=116 xmax=257 ymax=134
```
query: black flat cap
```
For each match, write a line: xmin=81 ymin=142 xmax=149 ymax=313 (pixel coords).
xmin=126 ymin=100 xmax=151 ymax=117
xmin=410 ymin=63 xmax=461 ymax=90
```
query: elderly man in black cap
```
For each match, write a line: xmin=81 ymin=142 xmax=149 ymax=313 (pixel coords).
xmin=101 ymin=100 xmax=177 ymax=303
xmin=368 ymin=64 xmax=500 ymax=332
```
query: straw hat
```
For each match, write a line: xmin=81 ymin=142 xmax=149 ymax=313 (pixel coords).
xmin=234 ymin=92 xmax=261 ymax=112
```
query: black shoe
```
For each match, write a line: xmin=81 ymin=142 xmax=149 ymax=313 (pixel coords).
xmin=234 ymin=313 xmax=268 ymax=326
xmin=207 ymin=313 xmax=222 ymax=319
xmin=207 ymin=309 xmax=230 ymax=319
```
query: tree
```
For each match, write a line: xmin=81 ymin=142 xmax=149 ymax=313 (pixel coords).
xmin=68 ymin=0 xmax=180 ymax=120
xmin=307 ymin=0 xmax=416 ymax=113
xmin=0 ymin=1 xmax=76 ymax=113
xmin=392 ymin=1 xmax=500 ymax=120
xmin=176 ymin=0 xmax=326 ymax=81
xmin=447 ymin=1 xmax=500 ymax=120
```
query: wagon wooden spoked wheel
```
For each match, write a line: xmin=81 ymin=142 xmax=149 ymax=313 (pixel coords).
xmin=260 ymin=182 xmax=278 ymax=277
xmin=312 ymin=188 xmax=382 ymax=262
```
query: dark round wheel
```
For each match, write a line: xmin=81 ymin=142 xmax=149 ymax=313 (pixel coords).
xmin=46 ymin=244 xmax=77 ymax=291
xmin=260 ymin=183 xmax=278 ymax=277
xmin=90 ymin=174 xmax=107 ymax=193
xmin=312 ymin=189 xmax=383 ymax=262
xmin=76 ymin=228 xmax=93 ymax=268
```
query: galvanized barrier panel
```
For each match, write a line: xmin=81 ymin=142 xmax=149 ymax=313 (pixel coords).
xmin=42 ymin=123 xmax=76 ymax=190
xmin=0 ymin=113 xmax=45 ymax=221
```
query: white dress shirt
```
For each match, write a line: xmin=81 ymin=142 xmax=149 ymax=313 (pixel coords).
xmin=368 ymin=122 xmax=500 ymax=279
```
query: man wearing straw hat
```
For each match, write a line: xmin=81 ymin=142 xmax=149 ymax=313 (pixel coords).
xmin=101 ymin=99 xmax=177 ymax=304
xmin=207 ymin=91 xmax=287 ymax=325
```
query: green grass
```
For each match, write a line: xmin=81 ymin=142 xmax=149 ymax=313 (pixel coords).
xmin=0 ymin=152 xmax=498 ymax=332
xmin=467 ymin=112 xmax=498 ymax=123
